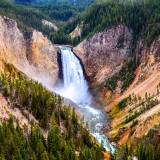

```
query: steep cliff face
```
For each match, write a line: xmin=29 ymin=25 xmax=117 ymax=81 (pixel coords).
xmin=0 ymin=16 xmax=26 ymax=66
xmin=74 ymin=25 xmax=133 ymax=85
xmin=0 ymin=16 xmax=59 ymax=88
xmin=0 ymin=15 xmax=60 ymax=131
xmin=26 ymin=30 xmax=59 ymax=87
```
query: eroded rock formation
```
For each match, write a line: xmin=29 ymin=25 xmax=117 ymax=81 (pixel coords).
xmin=74 ymin=25 xmax=133 ymax=85
xmin=0 ymin=16 xmax=59 ymax=88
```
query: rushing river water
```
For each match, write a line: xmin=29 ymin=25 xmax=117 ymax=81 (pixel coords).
xmin=56 ymin=47 xmax=115 ymax=153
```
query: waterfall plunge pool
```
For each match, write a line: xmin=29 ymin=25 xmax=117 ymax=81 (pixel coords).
xmin=55 ymin=47 xmax=116 ymax=154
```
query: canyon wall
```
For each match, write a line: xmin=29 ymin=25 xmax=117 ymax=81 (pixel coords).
xmin=107 ymin=37 xmax=160 ymax=145
xmin=73 ymin=23 xmax=160 ymax=144
xmin=0 ymin=15 xmax=60 ymax=130
xmin=74 ymin=25 xmax=133 ymax=85
xmin=0 ymin=16 xmax=59 ymax=88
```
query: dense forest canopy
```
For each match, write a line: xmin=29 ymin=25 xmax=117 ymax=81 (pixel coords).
xmin=2 ymin=0 xmax=160 ymax=46
xmin=79 ymin=0 xmax=160 ymax=43
xmin=0 ymin=62 xmax=103 ymax=160
xmin=59 ymin=0 xmax=160 ymax=46
xmin=14 ymin=0 xmax=94 ymax=9
xmin=0 ymin=0 xmax=79 ymax=45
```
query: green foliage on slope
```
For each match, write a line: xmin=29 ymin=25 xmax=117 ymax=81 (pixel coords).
xmin=0 ymin=118 xmax=102 ymax=160
xmin=105 ymin=59 xmax=137 ymax=92
xmin=68 ymin=0 xmax=160 ymax=45
xmin=114 ymin=125 xmax=160 ymax=160
xmin=15 ymin=0 xmax=94 ymax=10
xmin=0 ymin=0 xmax=78 ymax=45
xmin=117 ymin=97 xmax=129 ymax=110
xmin=4 ymin=0 xmax=160 ymax=45
xmin=0 ymin=0 xmax=54 ymax=32
xmin=37 ymin=4 xmax=77 ymax=21
xmin=0 ymin=62 xmax=103 ymax=160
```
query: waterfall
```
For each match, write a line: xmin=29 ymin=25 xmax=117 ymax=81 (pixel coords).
xmin=57 ymin=47 xmax=115 ymax=154
xmin=60 ymin=47 xmax=90 ymax=104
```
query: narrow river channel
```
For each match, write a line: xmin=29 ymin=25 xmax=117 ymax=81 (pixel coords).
xmin=56 ymin=47 xmax=115 ymax=154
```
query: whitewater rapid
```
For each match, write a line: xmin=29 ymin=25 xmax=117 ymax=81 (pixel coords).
xmin=56 ymin=47 xmax=115 ymax=153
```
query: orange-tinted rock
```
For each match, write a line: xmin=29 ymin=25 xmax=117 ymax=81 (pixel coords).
xmin=0 ymin=16 xmax=59 ymax=87
xmin=103 ymin=151 xmax=112 ymax=160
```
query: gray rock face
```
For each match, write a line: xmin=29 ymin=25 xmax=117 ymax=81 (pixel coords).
xmin=0 ymin=16 xmax=59 ymax=87
xmin=74 ymin=25 xmax=133 ymax=85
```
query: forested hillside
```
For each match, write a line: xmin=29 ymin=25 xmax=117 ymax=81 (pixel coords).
xmin=0 ymin=0 xmax=80 ymax=45
xmin=0 ymin=0 xmax=160 ymax=159
xmin=114 ymin=125 xmax=160 ymax=160
xmin=83 ymin=0 xmax=160 ymax=43
xmin=6 ymin=0 xmax=160 ymax=46
xmin=65 ymin=0 xmax=160 ymax=46
xmin=0 ymin=61 xmax=103 ymax=160
xmin=15 ymin=0 xmax=94 ymax=9
xmin=0 ymin=0 xmax=52 ymax=32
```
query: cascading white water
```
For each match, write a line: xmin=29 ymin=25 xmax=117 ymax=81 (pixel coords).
xmin=61 ymin=47 xmax=90 ymax=104
xmin=58 ymin=47 xmax=115 ymax=153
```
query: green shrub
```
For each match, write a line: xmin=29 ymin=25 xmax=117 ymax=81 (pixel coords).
xmin=105 ymin=59 xmax=137 ymax=92
xmin=118 ymin=97 xmax=129 ymax=109
xmin=105 ymin=75 xmax=118 ymax=92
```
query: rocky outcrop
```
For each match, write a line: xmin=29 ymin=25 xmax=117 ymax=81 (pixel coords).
xmin=74 ymin=25 xmax=133 ymax=85
xmin=42 ymin=19 xmax=58 ymax=31
xmin=70 ymin=24 xmax=82 ymax=38
xmin=0 ymin=16 xmax=26 ymax=66
xmin=0 ymin=16 xmax=59 ymax=88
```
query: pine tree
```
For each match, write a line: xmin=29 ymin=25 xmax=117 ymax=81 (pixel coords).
xmin=40 ymin=151 xmax=49 ymax=160
xmin=0 ymin=154 xmax=5 ymax=160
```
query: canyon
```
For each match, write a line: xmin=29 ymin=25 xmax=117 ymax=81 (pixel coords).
xmin=0 ymin=12 xmax=160 ymax=159
xmin=0 ymin=15 xmax=116 ymax=153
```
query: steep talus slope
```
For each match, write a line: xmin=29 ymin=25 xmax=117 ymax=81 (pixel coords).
xmin=107 ymin=37 xmax=160 ymax=146
xmin=74 ymin=25 xmax=133 ymax=85
xmin=0 ymin=92 xmax=38 ymax=130
xmin=111 ymin=37 xmax=160 ymax=106
xmin=0 ymin=16 xmax=59 ymax=87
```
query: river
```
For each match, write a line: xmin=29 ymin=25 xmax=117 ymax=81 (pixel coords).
xmin=56 ymin=46 xmax=115 ymax=154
